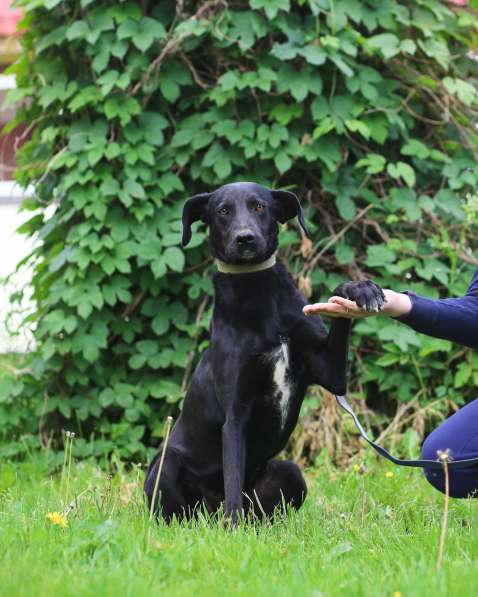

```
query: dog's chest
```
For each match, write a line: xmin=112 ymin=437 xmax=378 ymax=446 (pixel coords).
xmin=266 ymin=340 xmax=293 ymax=428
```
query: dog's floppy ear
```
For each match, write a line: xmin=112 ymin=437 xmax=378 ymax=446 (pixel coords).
xmin=272 ymin=190 xmax=310 ymax=238
xmin=182 ymin=192 xmax=212 ymax=246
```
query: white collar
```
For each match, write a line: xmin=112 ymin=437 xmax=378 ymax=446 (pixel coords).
xmin=215 ymin=254 xmax=276 ymax=274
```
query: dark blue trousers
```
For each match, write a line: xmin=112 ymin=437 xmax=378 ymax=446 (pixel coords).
xmin=421 ymin=398 xmax=478 ymax=498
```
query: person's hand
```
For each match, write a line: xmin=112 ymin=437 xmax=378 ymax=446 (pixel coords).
xmin=303 ymin=289 xmax=412 ymax=319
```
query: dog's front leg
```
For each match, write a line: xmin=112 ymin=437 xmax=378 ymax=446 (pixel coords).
xmin=318 ymin=317 xmax=352 ymax=395
xmin=289 ymin=316 xmax=352 ymax=395
xmin=222 ymin=416 xmax=246 ymax=524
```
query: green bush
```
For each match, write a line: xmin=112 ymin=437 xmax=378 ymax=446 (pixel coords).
xmin=3 ymin=0 xmax=478 ymax=460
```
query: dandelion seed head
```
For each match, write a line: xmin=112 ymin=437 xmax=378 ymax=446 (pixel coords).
xmin=437 ymin=448 xmax=452 ymax=463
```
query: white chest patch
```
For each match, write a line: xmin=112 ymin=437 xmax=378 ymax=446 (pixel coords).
xmin=270 ymin=340 xmax=292 ymax=428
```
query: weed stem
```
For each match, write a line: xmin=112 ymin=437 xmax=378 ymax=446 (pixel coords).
xmin=437 ymin=450 xmax=451 ymax=570
xmin=149 ymin=416 xmax=173 ymax=522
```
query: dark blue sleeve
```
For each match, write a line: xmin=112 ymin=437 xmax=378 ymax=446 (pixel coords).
xmin=397 ymin=269 xmax=478 ymax=349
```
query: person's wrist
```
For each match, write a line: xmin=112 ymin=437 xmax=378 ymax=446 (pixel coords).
xmin=381 ymin=289 xmax=412 ymax=318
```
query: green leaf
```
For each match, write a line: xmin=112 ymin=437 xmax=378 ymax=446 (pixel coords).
xmin=365 ymin=245 xmax=397 ymax=267
xmin=163 ymin=247 xmax=185 ymax=272
xmin=131 ymin=17 xmax=166 ymax=51
xmin=140 ymin=112 xmax=168 ymax=146
xmin=270 ymin=103 xmax=303 ymax=125
xmin=152 ymin=313 xmax=170 ymax=335
xmin=454 ymin=362 xmax=471 ymax=389
xmin=345 ymin=119 xmax=370 ymax=139
xmin=443 ymin=77 xmax=476 ymax=105
xmin=299 ymin=45 xmax=326 ymax=65
xmin=401 ymin=139 xmax=429 ymax=160
xmin=66 ymin=20 xmax=89 ymax=41
xmin=356 ymin=153 xmax=386 ymax=174
xmin=250 ymin=0 xmax=290 ymax=19
xmin=129 ymin=354 xmax=146 ymax=370
xmin=368 ymin=33 xmax=400 ymax=59
xmin=213 ymin=157 xmax=231 ymax=179
xmin=274 ymin=152 xmax=292 ymax=174
xmin=335 ymin=243 xmax=355 ymax=265
xmin=124 ymin=180 xmax=146 ymax=199
xmin=100 ymin=178 xmax=120 ymax=196
xmin=117 ymin=19 xmax=139 ymax=39
xmin=335 ymin=195 xmax=356 ymax=220
xmin=387 ymin=162 xmax=416 ymax=188
xmin=160 ymin=78 xmax=180 ymax=102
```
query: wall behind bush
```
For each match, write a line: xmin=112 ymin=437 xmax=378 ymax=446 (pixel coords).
xmin=2 ymin=0 xmax=477 ymax=460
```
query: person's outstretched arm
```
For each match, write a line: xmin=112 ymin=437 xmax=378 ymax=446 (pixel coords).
xmin=303 ymin=269 xmax=478 ymax=350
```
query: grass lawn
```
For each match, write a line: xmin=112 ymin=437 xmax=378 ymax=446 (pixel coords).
xmin=1 ymin=448 xmax=477 ymax=597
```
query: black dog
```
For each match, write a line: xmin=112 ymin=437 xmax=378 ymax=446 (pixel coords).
xmin=145 ymin=182 xmax=384 ymax=523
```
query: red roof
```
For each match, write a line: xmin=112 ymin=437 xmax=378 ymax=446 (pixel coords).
xmin=0 ymin=0 xmax=21 ymax=37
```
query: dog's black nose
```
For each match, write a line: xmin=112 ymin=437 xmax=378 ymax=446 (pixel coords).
xmin=236 ymin=232 xmax=255 ymax=246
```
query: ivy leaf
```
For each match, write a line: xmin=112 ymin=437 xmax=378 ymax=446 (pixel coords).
xmin=141 ymin=17 xmax=167 ymax=40
xmin=345 ymin=119 xmax=370 ymax=139
xmin=250 ymin=0 xmax=290 ymax=19
xmin=117 ymin=19 xmax=139 ymax=39
xmin=299 ymin=45 xmax=326 ymax=65
xmin=160 ymin=78 xmax=180 ymax=102
xmin=365 ymin=245 xmax=397 ymax=267
xmin=335 ymin=194 xmax=356 ymax=220
xmin=213 ymin=157 xmax=232 ymax=178
xmin=335 ymin=243 xmax=355 ymax=264
xmin=387 ymin=162 xmax=416 ymax=188
xmin=356 ymin=153 xmax=386 ymax=174
xmin=152 ymin=313 xmax=170 ymax=335
xmin=163 ymin=247 xmax=185 ymax=272
xmin=368 ymin=33 xmax=400 ymax=59
xmin=454 ymin=362 xmax=471 ymax=389
xmin=124 ymin=179 xmax=146 ymax=199
xmin=140 ymin=112 xmax=168 ymax=146
xmin=66 ymin=20 xmax=89 ymax=40
xmin=274 ymin=152 xmax=292 ymax=174
xmin=401 ymin=139 xmax=429 ymax=160
xmin=270 ymin=42 xmax=299 ymax=61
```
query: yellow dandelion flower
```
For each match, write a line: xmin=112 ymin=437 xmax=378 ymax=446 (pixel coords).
xmin=393 ymin=592 xmax=402 ymax=597
xmin=352 ymin=464 xmax=361 ymax=472
xmin=46 ymin=512 xmax=68 ymax=528
xmin=385 ymin=471 xmax=394 ymax=478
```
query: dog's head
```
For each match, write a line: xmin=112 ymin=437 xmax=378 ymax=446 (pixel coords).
xmin=181 ymin=182 xmax=309 ymax=264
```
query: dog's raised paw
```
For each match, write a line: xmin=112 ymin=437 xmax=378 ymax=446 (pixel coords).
xmin=333 ymin=280 xmax=386 ymax=312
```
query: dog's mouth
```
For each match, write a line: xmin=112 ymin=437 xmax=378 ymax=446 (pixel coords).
xmin=221 ymin=237 xmax=270 ymax=264
xmin=238 ymin=248 xmax=257 ymax=260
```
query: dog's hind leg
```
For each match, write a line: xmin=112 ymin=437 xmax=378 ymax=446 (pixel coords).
xmin=144 ymin=447 xmax=200 ymax=522
xmin=245 ymin=460 xmax=307 ymax=519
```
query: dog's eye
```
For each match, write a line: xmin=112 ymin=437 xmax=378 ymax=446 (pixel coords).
xmin=254 ymin=203 xmax=265 ymax=213
xmin=217 ymin=206 xmax=229 ymax=216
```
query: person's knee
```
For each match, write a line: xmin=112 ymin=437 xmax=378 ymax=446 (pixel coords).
xmin=422 ymin=432 xmax=477 ymax=498
xmin=422 ymin=465 xmax=478 ymax=499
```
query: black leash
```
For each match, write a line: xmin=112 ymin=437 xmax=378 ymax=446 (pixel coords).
xmin=335 ymin=394 xmax=478 ymax=470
